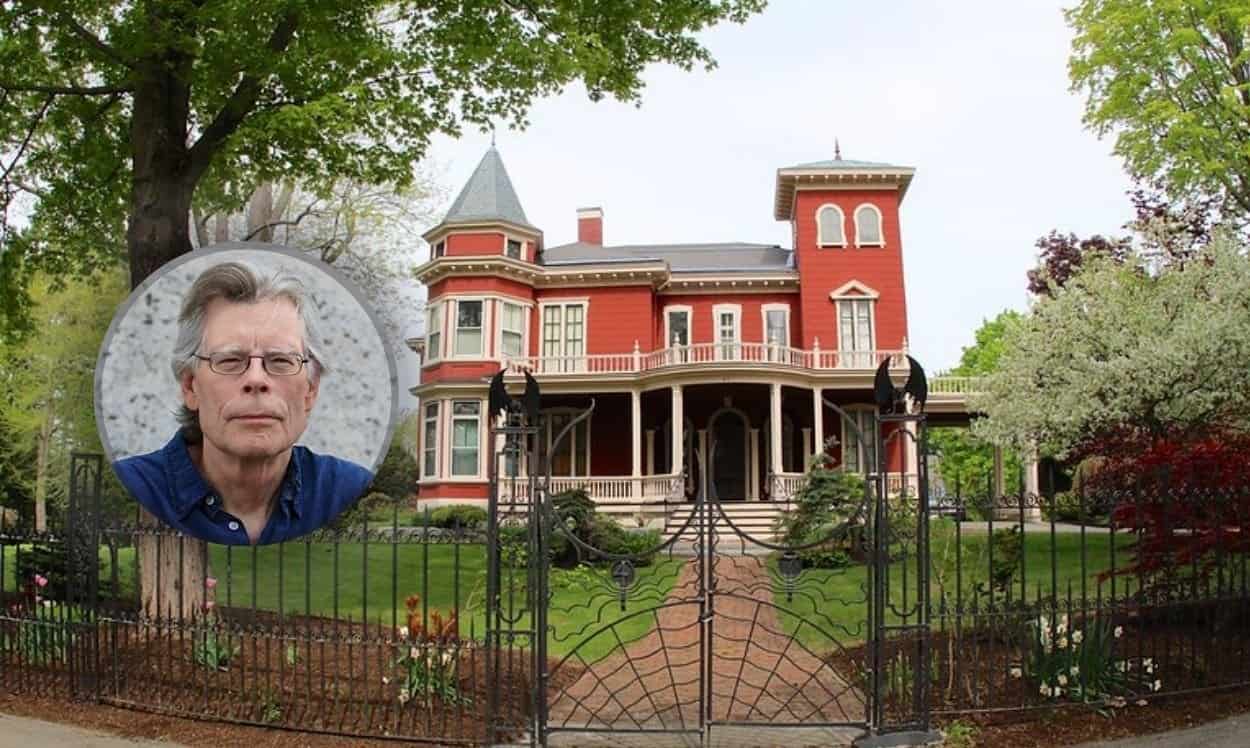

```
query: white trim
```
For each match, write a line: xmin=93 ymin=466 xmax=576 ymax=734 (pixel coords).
xmin=760 ymin=303 xmax=791 ymax=347
xmin=835 ymin=297 xmax=877 ymax=364
xmin=663 ymin=304 xmax=693 ymax=347
xmin=537 ymin=299 xmax=589 ymax=372
xmin=853 ymin=203 xmax=885 ymax=247
xmin=828 ymin=280 xmax=881 ymax=300
xmin=421 ymin=400 xmax=440 ymax=480
xmin=424 ymin=300 xmax=446 ymax=364
xmin=448 ymin=296 xmax=489 ymax=359
xmin=449 ymin=398 xmax=485 ymax=479
xmin=498 ymin=299 xmax=528 ymax=361
xmin=816 ymin=203 xmax=847 ymax=247
xmin=712 ymin=303 xmax=742 ymax=360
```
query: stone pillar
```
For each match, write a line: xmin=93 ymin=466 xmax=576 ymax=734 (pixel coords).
xmin=770 ymin=383 xmax=783 ymax=480
xmin=749 ymin=428 xmax=760 ymax=501
xmin=698 ymin=429 xmax=709 ymax=499
xmin=631 ymin=389 xmax=642 ymax=499
xmin=813 ymin=387 xmax=824 ymax=461
xmin=645 ymin=429 xmax=656 ymax=476
xmin=671 ymin=385 xmax=684 ymax=478
xmin=992 ymin=445 xmax=1005 ymax=498
xmin=1024 ymin=449 xmax=1041 ymax=520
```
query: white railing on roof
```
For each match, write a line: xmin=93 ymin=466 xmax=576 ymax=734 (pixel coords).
xmin=505 ymin=345 xmax=910 ymax=376
xmin=928 ymin=376 xmax=984 ymax=395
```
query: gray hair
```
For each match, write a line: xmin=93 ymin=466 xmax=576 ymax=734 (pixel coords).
xmin=172 ymin=261 xmax=328 ymax=443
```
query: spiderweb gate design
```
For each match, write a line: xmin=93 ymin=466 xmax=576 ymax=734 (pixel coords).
xmin=484 ymin=384 xmax=938 ymax=747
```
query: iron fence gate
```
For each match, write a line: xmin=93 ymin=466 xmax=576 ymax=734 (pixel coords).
xmin=484 ymin=386 xmax=940 ymax=747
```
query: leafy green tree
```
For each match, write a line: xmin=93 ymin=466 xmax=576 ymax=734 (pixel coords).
xmin=0 ymin=0 xmax=766 ymax=323
xmin=973 ymin=235 xmax=1250 ymax=456
xmin=928 ymin=311 xmax=1023 ymax=495
xmin=0 ymin=270 xmax=128 ymax=530
xmin=1067 ymin=0 xmax=1250 ymax=219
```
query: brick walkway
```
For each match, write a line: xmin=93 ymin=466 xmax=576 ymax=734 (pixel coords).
xmin=545 ymin=557 xmax=866 ymax=746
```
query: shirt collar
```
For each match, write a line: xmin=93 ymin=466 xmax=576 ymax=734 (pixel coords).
xmin=163 ymin=431 xmax=304 ymax=521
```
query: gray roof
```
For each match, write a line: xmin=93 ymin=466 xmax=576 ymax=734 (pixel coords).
xmin=542 ymin=241 xmax=794 ymax=272
xmin=440 ymin=147 xmax=535 ymax=229
xmin=784 ymin=157 xmax=910 ymax=171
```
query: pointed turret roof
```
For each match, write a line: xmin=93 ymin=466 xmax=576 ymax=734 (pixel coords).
xmin=437 ymin=146 xmax=536 ymax=231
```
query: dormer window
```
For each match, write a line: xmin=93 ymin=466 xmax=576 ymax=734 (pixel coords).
xmin=506 ymin=238 xmax=523 ymax=259
xmin=817 ymin=204 xmax=846 ymax=247
xmin=854 ymin=204 xmax=884 ymax=247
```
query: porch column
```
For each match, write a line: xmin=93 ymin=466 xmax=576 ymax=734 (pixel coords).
xmin=905 ymin=421 xmax=920 ymax=496
xmin=801 ymin=427 xmax=813 ymax=466
xmin=992 ymin=444 xmax=1005 ymax=497
xmin=1024 ymin=448 xmax=1041 ymax=520
xmin=671 ymin=385 xmax=684 ymax=478
xmin=749 ymin=429 xmax=760 ymax=501
xmin=645 ymin=429 xmax=656 ymax=476
xmin=770 ymin=383 xmax=783 ymax=486
xmin=631 ymin=389 xmax=642 ymax=499
xmin=812 ymin=387 xmax=824 ymax=462
xmin=697 ymin=429 xmax=709 ymax=499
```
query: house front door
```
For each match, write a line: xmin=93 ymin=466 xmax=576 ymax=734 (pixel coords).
xmin=709 ymin=410 xmax=747 ymax=500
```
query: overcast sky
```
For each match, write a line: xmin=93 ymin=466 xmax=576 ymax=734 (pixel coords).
xmin=406 ymin=0 xmax=1137 ymax=381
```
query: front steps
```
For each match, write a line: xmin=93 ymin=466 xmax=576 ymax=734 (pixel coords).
xmin=662 ymin=501 xmax=789 ymax=545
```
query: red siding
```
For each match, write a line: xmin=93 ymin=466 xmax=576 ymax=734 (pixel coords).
xmin=534 ymin=285 xmax=655 ymax=354
xmin=446 ymin=232 xmax=504 ymax=256
xmin=429 ymin=276 xmax=533 ymax=301
xmin=418 ymin=483 xmax=489 ymax=500
xmin=655 ymin=293 xmax=801 ymax=347
xmin=793 ymin=189 xmax=909 ymax=351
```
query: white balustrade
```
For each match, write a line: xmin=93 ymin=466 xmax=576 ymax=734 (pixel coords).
xmin=496 ymin=473 xmax=684 ymax=505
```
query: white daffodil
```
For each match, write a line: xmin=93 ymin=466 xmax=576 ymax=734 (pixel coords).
xmin=1057 ymin=674 xmax=1068 ymax=686
xmin=1072 ymin=630 xmax=1083 ymax=645
xmin=1152 ymin=680 xmax=1162 ymax=692
xmin=398 ymin=688 xmax=411 ymax=705
xmin=1057 ymin=636 xmax=1068 ymax=650
xmin=1070 ymin=665 xmax=1080 ymax=677
xmin=1010 ymin=667 xmax=1023 ymax=679
xmin=1114 ymin=626 xmax=1123 ymax=638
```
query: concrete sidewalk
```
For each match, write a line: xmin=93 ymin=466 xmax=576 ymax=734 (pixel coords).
xmin=0 ymin=713 xmax=178 ymax=747
xmin=1070 ymin=711 xmax=1250 ymax=748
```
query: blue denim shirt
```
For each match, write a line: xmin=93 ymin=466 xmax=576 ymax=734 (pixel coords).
xmin=113 ymin=431 xmax=373 ymax=545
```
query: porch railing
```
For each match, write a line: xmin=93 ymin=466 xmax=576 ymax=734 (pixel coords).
xmin=497 ymin=472 xmax=684 ymax=504
xmin=770 ymin=471 xmax=922 ymax=500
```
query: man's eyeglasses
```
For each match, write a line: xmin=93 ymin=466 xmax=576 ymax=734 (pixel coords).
xmin=193 ymin=351 xmax=309 ymax=376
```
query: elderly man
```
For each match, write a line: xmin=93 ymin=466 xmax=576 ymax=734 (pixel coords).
xmin=114 ymin=262 xmax=373 ymax=545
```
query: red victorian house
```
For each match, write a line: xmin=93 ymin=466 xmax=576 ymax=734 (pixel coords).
xmin=409 ymin=147 xmax=979 ymax=516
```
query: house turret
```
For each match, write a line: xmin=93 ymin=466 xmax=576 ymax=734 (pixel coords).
xmin=773 ymin=154 xmax=914 ymax=353
xmin=422 ymin=146 xmax=541 ymax=262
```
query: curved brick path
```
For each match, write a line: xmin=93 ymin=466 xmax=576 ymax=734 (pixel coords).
xmin=545 ymin=556 xmax=865 ymax=745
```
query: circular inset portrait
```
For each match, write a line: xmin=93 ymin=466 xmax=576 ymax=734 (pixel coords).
xmin=95 ymin=242 xmax=399 ymax=545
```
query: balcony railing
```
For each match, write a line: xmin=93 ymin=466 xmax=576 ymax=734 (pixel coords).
xmin=506 ymin=343 xmax=910 ymax=376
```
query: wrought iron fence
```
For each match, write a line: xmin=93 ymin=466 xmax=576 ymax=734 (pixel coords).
xmin=2 ymin=453 xmax=1249 ymax=744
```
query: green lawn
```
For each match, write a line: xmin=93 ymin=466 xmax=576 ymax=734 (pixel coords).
xmin=772 ymin=519 xmax=1140 ymax=652
xmin=4 ymin=539 xmax=681 ymax=662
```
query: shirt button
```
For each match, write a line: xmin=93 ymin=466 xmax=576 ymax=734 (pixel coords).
xmin=228 ymin=521 xmax=240 ymax=531
xmin=206 ymin=496 xmax=216 ymax=506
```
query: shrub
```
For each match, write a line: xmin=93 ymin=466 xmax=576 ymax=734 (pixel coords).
xmin=976 ymin=525 xmax=1023 ymax=599
xmin=418 ymin=505 xmax=488 ymax=530
xmin=330 ymin=491 xmax=391 ymax=530
xmin=775 ymin=457 xmax=867 ymax=569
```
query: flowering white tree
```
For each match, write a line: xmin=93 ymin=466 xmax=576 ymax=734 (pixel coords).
xmin=972 ymin=235 xmax=1250 ymax=457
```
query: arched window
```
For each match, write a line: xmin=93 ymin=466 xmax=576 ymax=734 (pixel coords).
xmin=854 ymin=204 xmax=884 ymax=246
xmin=816 ymin=204 xmax=845 ymax=247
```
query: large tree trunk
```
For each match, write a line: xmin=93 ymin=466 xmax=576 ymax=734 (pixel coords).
xmin=127 ymin=59 xmax=206 ymax=619
xmin=34 ymin=400 xmax=52 ymax=533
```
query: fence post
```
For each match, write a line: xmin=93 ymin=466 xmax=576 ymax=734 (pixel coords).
xmin=66 ymin=452 xmax=103 ymax=702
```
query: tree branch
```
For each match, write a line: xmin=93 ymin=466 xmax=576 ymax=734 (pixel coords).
xmin=1 ymin=95 xmax=52 ymax=184
xmin=241 ymin=200 xmax=319 ymax=241
xmin=56 ymin=13 xmax=135 ymax=71
xmin=187 ymin=10 xmax=301 ymax=184
xmin=0 ymin=81 xmax=131 ymax=96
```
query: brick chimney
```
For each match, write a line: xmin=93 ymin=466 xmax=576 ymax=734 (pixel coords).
xmin=577 ymin=207 xmax=603 ymax=245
